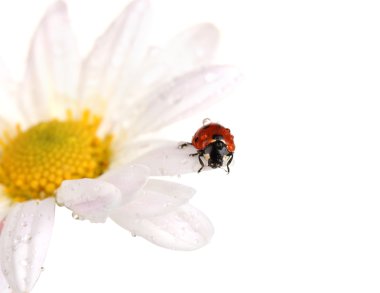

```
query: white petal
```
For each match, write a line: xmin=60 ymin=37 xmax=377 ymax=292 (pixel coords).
xmin=0 ymin=60 xmax=11 ymax=116
xmin=0 ymin=198 xmax=55 ymax=293
xmin=111 ymin=204 xmax=213 ymax=250
xmin=0 ymin=60 xmax=12 ymax=103
xmin=0 ymin=269 xmax=10 ymax=293
xmin=153 ymin=22 xmax=219 ymax=76
xmin=111 ymin=139 xmax=172 ymax=167
xmin=0 ymin=61 xmax=22 ymax=126
xmin=131 ymin=65 xmax=242 ymax=135
xmin=19 ymin=1 xmax=80 ymax=123
xmin=56 ymin=179 xmax=122 ymax=223
xmin=112 ymin=179 xmax=194 ymax=218
xmin=100 ymin=164 xmax=150 ymax=204
xmin=0 ymin=212 xmax=9 ymax=292
xmin=103 ymin=23 xmax=220 ymax=131
xmin=0 ymin=189 xmax=11 ymax=222
xmin=114 ymin=23 xmax=219 ymax=99
xmin=172 ymin=22 xmax=219 ymax=61
xmin=79 ymin=0 xmax=151 ymax=114
xmin=130 ymin=141 xmax=202 ymax=176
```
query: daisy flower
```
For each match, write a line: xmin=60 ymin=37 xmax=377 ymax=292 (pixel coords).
xmin=0 ymin=0 xmax=240 ymax=292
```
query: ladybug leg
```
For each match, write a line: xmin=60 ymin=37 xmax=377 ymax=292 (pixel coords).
xmin=179 ymin=142 xmax=192 ymax=149
xmin=189 ymin=149 xmax=203 ymax=157
xmin=189 ymin=150 xmax=205 ymax=173
xmin=226 ymin=153 xmax=233 ymax=174
xmin=197 ymin=154 xmax=205 ymax=173
xmin=183 ymin=148 xmax=204 ymax=173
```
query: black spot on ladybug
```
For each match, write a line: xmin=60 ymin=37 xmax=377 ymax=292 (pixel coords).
xmin=212 ymin=134 xmax=223 ymax=140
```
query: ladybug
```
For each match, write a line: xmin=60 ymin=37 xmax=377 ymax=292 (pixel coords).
xmin=180 ymin=120 xmax=235 ymax=173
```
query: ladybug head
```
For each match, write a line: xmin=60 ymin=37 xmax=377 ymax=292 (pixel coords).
xmin=204 ymin=140 xmax=230 ymax=169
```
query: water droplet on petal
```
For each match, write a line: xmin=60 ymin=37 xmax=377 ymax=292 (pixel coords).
xmin=72 ymin=213 xmax=83 ymax=220
xmin=21 ymin=234 xmax=32 ymax=243
xmin=202 ymin=118 xmax=211 ymax=125
xmin=56 ymin=201 xmax=64 ymax=207
xmin=13 ymin=236 xmax=21 ymax=245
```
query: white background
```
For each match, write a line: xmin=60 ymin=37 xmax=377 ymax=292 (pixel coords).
xmin=1 ymin=0 xmax=380 ymax=292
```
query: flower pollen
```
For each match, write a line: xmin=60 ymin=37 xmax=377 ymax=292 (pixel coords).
xmin=0 ymin=110 xmax=112 ymax=202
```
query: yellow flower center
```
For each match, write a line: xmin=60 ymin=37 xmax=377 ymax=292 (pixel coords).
xmin=0 ymin=111 xmax=112 ymax=202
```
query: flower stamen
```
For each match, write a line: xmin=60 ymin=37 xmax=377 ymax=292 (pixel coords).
xmin=0 ymin=111 xmax=112 ymax=202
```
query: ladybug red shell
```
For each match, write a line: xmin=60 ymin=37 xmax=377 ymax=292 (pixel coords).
xmin=192 ymin=123 xmax=235 ymax=153
xmin=180 ymin=121 xmax=235 ymax=173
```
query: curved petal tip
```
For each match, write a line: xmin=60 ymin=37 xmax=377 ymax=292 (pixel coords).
xmin=56 ymin=179 xmax=122 ymax=223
